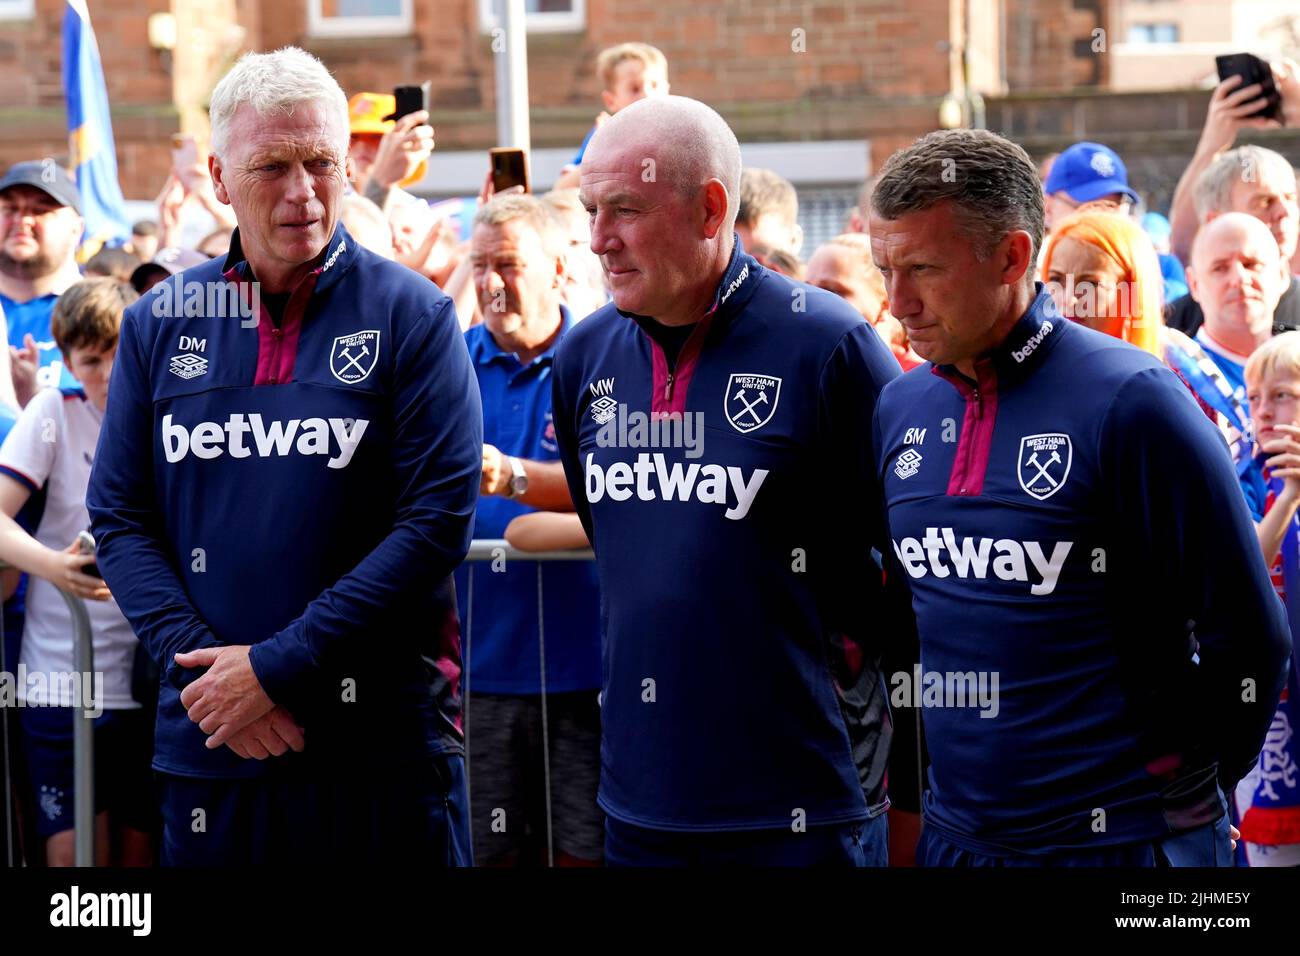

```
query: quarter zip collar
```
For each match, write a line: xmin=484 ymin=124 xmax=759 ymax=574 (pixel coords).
xmin=629 ymin=237 xmax=764 ymax=415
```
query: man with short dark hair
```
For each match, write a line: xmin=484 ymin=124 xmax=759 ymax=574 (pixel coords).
xmin=126 ymin=219 xmax=158 ymax=263
xmin=870 ymin=128 xmax=1289 ymax=866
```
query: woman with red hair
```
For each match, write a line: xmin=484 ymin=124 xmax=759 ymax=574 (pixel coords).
xmin=1043 ymin=204 xmax=1219 ymax=422
xmin=1041 ymin=203 xmax=1164 ymax=356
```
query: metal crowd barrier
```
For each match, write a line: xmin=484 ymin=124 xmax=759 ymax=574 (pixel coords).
xmin=0 ymin=562 xmax=94 ymax=867
xmin=461 ymin=539 xmax=594 ymax=866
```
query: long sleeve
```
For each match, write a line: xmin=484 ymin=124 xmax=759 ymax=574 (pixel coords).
xmin=1100 ymin=366 xmax=1291 ymax=791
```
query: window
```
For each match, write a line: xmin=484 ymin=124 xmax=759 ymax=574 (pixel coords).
xmin=1127 ymin=22 xmax=1180 ymax=44
xmin=0 ymin=0 xmax=35 ymax=20
xmin=478 ymin=0 xmax=586 ymax=35
xmin=307 ymin=0 xmax=413 ymax=38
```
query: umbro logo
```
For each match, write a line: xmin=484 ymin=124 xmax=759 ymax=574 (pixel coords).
xmin=169 ymin=353 xmax=208 ymax=380
xmin=895 ymin=448 xmax=922 ymax=479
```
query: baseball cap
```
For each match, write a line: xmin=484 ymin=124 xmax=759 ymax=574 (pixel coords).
xmin=0 ymin=160 xmax=82 ymax=214
xmin=1044 ymin=142 xmax=1139 ymax=205
xmin=347 ymin=92 xmax=428 ymax=188
xmin=130 ymin=246 xmax=209 ymax=294
xmin=349 ymin=92 xmax=397 ymax=137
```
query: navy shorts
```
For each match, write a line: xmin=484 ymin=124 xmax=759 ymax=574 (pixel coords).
xmin=919 ymin=812 xmax=1234 ymax=867
xmin=605 ymin=812 xmax=888 ymax=866
xmin=158 ymin=752 xmax=473 ymax=866
xmin=19 ymin=706 xmax=156 ymax=838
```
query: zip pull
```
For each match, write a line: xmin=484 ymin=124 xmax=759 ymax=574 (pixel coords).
xmin=664 ymin=372 xmax=675 ymax=401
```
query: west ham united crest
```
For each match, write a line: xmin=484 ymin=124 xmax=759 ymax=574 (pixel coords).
xmin=1018 ymin=433 xmax=1072 ymax=500
xmin=725 ymin=373 xmax=781 ymax=434
xmin=330 ymin=330 xmax=380 ymax=385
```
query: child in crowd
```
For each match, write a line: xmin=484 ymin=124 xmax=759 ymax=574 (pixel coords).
xmin=1238 ymin=331 xmax=1300 ymax=867
xmin=0 ymin=277 xmax=154 ymax=866
xmin=553 ymin=42 xmax=670 ymax=190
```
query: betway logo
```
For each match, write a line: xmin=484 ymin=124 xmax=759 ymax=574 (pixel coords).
xmin=892 ymin=528 xmax=1072 ymax=596
xmin=585 ymin=452 xmax=766 ymax=520
xmin=720 ymin=264 xmax=749 ymax=304
xmin=1011 ymin=321 xmax=1053 ymax=363
xmin=321 ymin=237 xmax=346 ymax=273
xmin=162 ymin=413 xmax=368 ymax=469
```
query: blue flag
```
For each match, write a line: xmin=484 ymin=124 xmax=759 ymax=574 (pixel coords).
xmin=62 ymin=0 xmax=130 ymax=252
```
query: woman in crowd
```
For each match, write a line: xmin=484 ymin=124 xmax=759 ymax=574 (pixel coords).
xmin=1041 ymin=203 xmax=1164 ymax=356
xmin=1042 ymin=203 xmax=1218 ymax=422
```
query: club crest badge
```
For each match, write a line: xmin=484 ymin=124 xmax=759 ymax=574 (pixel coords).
xmin=1018 ymin=433 xmax=1072 ymax=500
xmin=330 ymin=330 xmax=380 ymax=385
xmin=725 ymin=373 xmax=781 ymax=434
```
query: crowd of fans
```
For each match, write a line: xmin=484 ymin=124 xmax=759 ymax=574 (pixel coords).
xmin=1 ymin=39 xmax=1299 ymax=869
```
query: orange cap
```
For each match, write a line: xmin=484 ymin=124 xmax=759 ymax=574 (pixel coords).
xmin=349 ymin=92 xmax=396 ymax=137
xmin=348 ymin=92 xmax=428 ymax=188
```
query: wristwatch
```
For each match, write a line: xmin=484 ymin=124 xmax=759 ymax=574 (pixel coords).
xmin=504 ymin=456 xmax=529 ymax=499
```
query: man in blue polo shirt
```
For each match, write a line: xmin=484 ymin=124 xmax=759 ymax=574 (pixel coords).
xmin=454 ymin=193 xmax=603 ymax=866
xmin=0 ymin=161 xmax=88 ymax=405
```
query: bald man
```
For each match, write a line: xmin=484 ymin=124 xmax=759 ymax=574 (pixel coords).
xmin=552 ymin=95 xmax=905 ymax=866
xmin=1166 ymin=213 xmax=1292 ymax=465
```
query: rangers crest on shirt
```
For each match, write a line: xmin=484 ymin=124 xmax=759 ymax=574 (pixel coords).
xmin=1018 ymin=433 xmax=1072 ymax=501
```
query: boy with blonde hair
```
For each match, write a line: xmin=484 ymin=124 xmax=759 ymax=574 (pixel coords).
xmin=1238 ymin=331 xmax=1300 ymax=866
xmin=553 ymin=42 xmax=670 ymax=189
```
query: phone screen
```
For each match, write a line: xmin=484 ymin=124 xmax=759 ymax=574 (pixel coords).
xmin=389 ymin=83 xmax=431 ymax=122
xmin=490 ymin=148 xmax=530 ymax=194
xmin=1216 ymin=53 xmax=1282 ymax=122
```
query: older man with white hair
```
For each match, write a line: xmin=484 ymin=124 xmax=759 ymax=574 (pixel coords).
xmin=87 ymin=47 xmax=482 ymax=865
xmin=552 ymin=95 xmax=904 ymax=865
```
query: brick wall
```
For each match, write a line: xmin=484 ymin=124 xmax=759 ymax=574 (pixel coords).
xmin=1004 ymin=0 xmax=1110 ymax=91
xmin=0 ymin=0 xmax=229 ymax=199
xmin=0 ymin=0 xmax=1133 ymax=202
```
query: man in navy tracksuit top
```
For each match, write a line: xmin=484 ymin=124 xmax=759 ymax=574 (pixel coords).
xmin=869 ymin=128 xmax=1291 ymax=866
xmin=553 ymin=96 xmax=904 ymax=865
xmin=85 ymin=49 xmax=482 ymax=865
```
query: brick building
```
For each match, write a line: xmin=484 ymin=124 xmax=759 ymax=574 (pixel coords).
xmin=0 ymin=0 xmax=1113 ymax=206
xmin=16 ymin=1 xmax=1285 ymax=248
